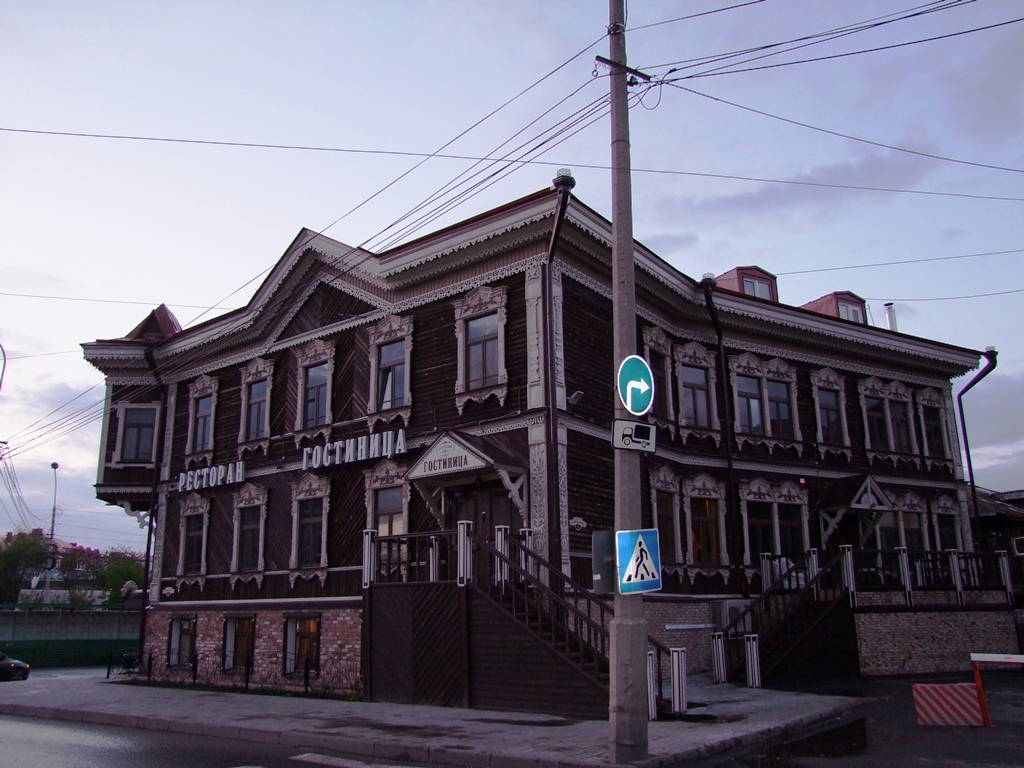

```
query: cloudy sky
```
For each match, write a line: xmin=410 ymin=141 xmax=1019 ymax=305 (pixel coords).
xmin=2 ymin=1 xmax=1023 ymax=551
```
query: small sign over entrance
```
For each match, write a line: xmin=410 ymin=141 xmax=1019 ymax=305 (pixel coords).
xmin=615 ymin=528 xmax=662 ymax=594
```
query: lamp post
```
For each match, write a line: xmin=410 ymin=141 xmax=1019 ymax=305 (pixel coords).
xmin=42 ymin=461 xmax=59 ymax=604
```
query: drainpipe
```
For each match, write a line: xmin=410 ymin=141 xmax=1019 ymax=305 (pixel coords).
xmin=698 ymin=274 xmax=741 ymax=591
xmin=957 ymin=346 xmax=997 ymax=540
xmin=139 ymin=346 xmax=169 ymax=659
xmin=545 ymin=169 xmax=575 ymax=573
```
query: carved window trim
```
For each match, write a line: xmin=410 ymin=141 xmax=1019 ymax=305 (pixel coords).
xmin=642 ymin=326 xmax=676 ymax=435
xmin=293 ymin=339 xmax=334 ymax=447
xmin=649 ymin=464 xmax=682 ymax=565
xmin=111 ymin=401 xmax=161 ymax=467
xmin=810 ymin=368 xmax=851 ymax=459
xmin=682 ymin=473 xmax=729 ymax=568
xmin=916 ymin=387 xmax=952 ymax=467
xmin=365 ymin=460 xmax=409 ymax=539
xmin=367 ymin=315 xmax=413 ymax=430
xmin=929 ymin=494 xmax=963 ymax=550
xmin=857 ymin=377 xmax=920 ymax=466
xmin=176 ymin=493 xmax=209 ymax=589
xmin=674 ymin=341 xmax=721 ymax=445
xmin=238 ymin=358 xmax=273 ymax=459
xmin=289 ymin=473 xmax=330 ymax=586
xmin=729 ymin=353 xmax=802 ymax=454
xmin=230 ymin=483 xmax=268 ymax=589
xmin=738 ymin=479 xmax=809 ymax=565
xmin=453 ymin=285 xmax=508 ymax=414
xmin=892 ymin=490 xmax=930 ymax=551
xmin=185 ymin=375 xmax=218 ymax=467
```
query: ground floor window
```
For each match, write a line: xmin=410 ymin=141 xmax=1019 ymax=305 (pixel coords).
xmin=168 ymin=617 xmax=196 ymax=667
xmin=655 ymin=490 xmax=680 ymax=566
xmin=224 ymin=617 xmax=255 ymax=671
xmin=689 ymin=498 xmax=721 ymax=566
xmin=284 ymin=616 xmax=320 ymax=674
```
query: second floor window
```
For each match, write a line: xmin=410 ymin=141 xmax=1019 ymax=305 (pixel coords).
xmin=767 ymin=381 xmax=794 ymax=439
xmin=303 ymin=363 xmax=329 ymax=428
xmin=864 ymin=396 xmax=888 ymax=449
xmin=690 ymin=498 xmax=721 ymax=566
xmin=746 ymin=502 xmax=773 ymax=560
xmin=183 ymin=515 xmax=204 ymax=575
xmin=192 ymin=396 xmax=212 ymax=452
xmin=922 ymin=405 xmax=947 ymax=458
xmin=378 ymin=340 xmax=406 ymax=410
xmin=467 ymin=314 xmax=499 ymax=390
xmin=680 ymin=366 xmax=710 ymax=428
xmin=238 ymin=507 xmax=261 ymax=571
xmin=736 ymin=375 xmax=764 ymax=435
xmin=890 ymin=400 xmax=913 ymax=454
xmin=297 ymin=499 xmax=323 ymax=569
xmin=122 ymin=407 xmax=156 ymax=462
xmin=246 ymin=380 xmax=268 ymax=441
xmin=817 ymin=389 xmax=843 ymax=444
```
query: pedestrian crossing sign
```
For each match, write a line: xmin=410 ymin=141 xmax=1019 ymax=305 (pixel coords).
xmin=615 ymin=528 xmax=662 ymax=594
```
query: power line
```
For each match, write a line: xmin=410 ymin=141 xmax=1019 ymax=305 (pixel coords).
xmin=664 ymin=84 xmax=1024 ymax=175
xmin=0 ymin=290 xmax=237 ymax=311
xmin=866 ymin=287 xmax=1024 ymax=302
xmin=777 ymin=248 xmax=1024 ymax=275
xmin=628 ymin=0 xmax=767 ymax=32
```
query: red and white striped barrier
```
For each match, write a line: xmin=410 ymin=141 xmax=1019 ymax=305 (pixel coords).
xmin=912 ymin=682 xmax=986 ymax=727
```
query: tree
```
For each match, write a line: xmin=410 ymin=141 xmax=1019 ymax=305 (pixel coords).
xmin=100 ymin=547 xmax=145 ymax=606
xmin=0 ymin=530 xmax=49 ymax=604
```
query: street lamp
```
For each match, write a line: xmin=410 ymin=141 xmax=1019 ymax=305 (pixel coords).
xmin=42 ymin=462 xmax=59 ymax=604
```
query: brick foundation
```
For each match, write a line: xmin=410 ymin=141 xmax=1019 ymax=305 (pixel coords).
xmin=643 ymin=598 xmax=717 ymax=673
xmin=141 ymin=603 xmax=362 ymax=694
xmin=856 ymin=609 xmax=1018 ymax=676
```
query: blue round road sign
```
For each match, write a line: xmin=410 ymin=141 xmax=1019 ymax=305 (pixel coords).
xmin=616 ymin=355 xmax=654 ymax=416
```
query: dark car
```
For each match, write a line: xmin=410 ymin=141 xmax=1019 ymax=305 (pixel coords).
xmin=0 ymin=652 xmax=30 ymax=681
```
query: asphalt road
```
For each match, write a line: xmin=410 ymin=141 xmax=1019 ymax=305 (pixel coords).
xmin=0 ymin=715 xmax=300 ymax=768
xmin=700 ymin=671 xmax=1024 ymax=768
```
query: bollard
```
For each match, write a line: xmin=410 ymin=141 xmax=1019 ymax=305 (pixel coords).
xmin=711 ymin=632 xmax=727 ymax=684
xmin=147 ymin=652 xmax=153 ymax=680
xmin=744 ymin=634 xmax=761 ymax=688
xmin=304 ymin=656 xmax=310 ymax=693
xmin=107 ymin=650 xmax=113 ymax=679
xmin=670 ymin=648 xmax=687 ymax=714
xmin=647 ymin=650 xmax=657 ymax=721
xmin=244 ymin=661 xmax=250 ymax=692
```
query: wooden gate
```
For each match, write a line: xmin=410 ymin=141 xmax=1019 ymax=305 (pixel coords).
xmin=363 ymin=582 xmax=467 ymax=707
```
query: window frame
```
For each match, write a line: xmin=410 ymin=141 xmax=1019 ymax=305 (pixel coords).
xmin=292 ymin=339 xmax=334 ymax=444
xmin=738 ymin=479 xmax=809 ymax=565
xmin=642 ymin=326 xmax=675 ymax=430
xmin=289 ymin=473 xmax=329 ymax=585
xmin=916 ymin=387 xmax=952 ymax=466
xmin=238 ymin=358 xmax=273 ymax=457
xmin=230 ymin=483 xmax=268 ymax=588
xmin=176 ymin=493 xmax=209 ymax=586
xmin=729 ymin=354 xmax=802 ymax=452
xmin=284 ymin=615 xmax=321 ymax=675
xmin=857 ymin=377 xmax=920 ymax=464
xmin=367 ymin=315 xmax=413 ymax=429
xmin=185 ymin=375 xmax=218 ymax=465
xmin=742 ymin=276 xmax=774 ymax=300
xmin=223 ymin=616 xmax=255 ymax=672
xmin=682 ymin=474 xmax=728 ymax=567
xmin=453 ymin=285 xmax=508 ymax=414
xmin=167 ymin=616 xmax=197 ymax=668
xmin=810 ymin=368 xmax=851 ymax=458
xmin=930 ymin=495 xmax=964 ymax=551
xmin=648 ymin=465 xmax=682 ymax=566
xmin=837 ymin=300 xmax=865 ymax=323
xmin=111 ymin=402 xmax=161 ymax=466
xmin=674 ymin=342 xmax=721 ymax=443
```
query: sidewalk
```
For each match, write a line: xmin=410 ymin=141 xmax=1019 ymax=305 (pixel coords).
xmin=0 ymin=668 xmax=860 ymax=768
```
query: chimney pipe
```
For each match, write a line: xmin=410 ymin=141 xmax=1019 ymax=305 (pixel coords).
xmin=884 ymin=302 xmax=898 ymax=331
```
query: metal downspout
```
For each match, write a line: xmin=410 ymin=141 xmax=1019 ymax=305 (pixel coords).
xmin=139 ymin=346 xmax=169 ymax=658
xmin=957 ymin=346 xmax=998 ymax=539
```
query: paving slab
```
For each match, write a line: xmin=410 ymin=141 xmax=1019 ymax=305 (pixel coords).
xmin=0 ymin=668 xmax=860 ymax=767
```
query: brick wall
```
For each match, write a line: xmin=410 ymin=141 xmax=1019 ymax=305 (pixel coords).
xmin=643 ymin=598 xmax=716 ymax=673
xmin=856 ymin=609 xmax=1018 ymax=676
xmin=141 ymin=604 xmax=362 ymax=691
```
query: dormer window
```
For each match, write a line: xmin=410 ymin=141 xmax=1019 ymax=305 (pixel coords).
xmin=742 ymin=277 xmax=773 ymax=301
xmin=838 ymin=301 xmax=864 ymax=323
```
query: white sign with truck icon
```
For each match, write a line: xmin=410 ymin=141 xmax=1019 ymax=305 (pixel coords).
xmin=612 ymin=419 xmax=657 ymax=453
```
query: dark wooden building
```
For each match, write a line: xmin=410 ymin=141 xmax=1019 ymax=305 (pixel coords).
xmin=83 ymin=182 xmax=1017 ymax=713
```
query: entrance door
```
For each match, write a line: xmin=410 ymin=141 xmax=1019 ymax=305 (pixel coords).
xmin=452 ymin=482 xmax=515 ymax=544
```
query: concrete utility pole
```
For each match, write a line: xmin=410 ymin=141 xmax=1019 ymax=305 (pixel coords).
xmin=607 ymin=0 xmax=649 ymax=761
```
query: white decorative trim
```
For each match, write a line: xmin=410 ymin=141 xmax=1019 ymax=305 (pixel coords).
xmin=453 ymin=285 xmax=508 ymax=414
xmin=643 ymin=325 xmax=676 ymax=435
xmin=293 ymin=339 xmax=334 ymax=446
xmin=682 ymin=473 xmax=728 ymax=567
xmin=110 ymin=401 xmax=161 ymax=467
xmin=810 ymin=368 xmax=852 ymax=460
xmin=185 ymin=375 xmax=218 ymax=467
xmin=238 ymin=358 xmax=273 ymax=459
xmin=738 ymin=478 xmax=809 ymax=565
xmin=230 ymin=483 xmax=268 ymax=589
xmin=176 ymin=493 xmax=209 ymax=589
xmin=916 ymin=387 xmax=953 ymax=469
xmin=649 ymin=464 xmax=683 ymax=565
xmin=289 ymin=473 xmax=330 ymax=587
xmin=674 ymin=341 xmax=721 ymax=445
xmin=858 ymin=377 xmax=921 ymax=467
xmin=729 ymin=353 xmax=803 ymax=454
xmin=367 ymin=315 xmax=413 ymax=430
